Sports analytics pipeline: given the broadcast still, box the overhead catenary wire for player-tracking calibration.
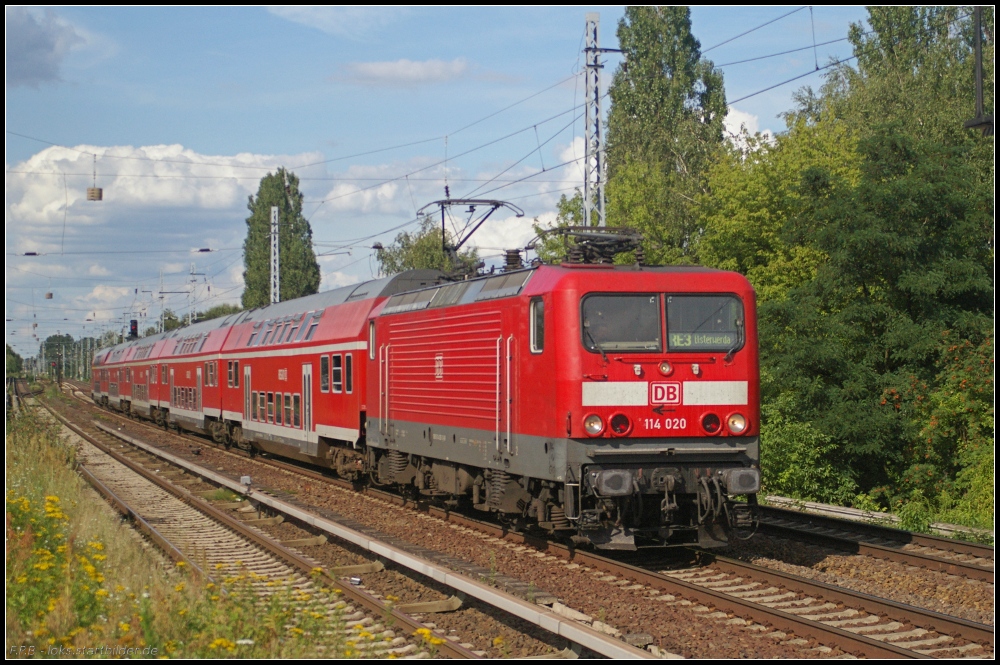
[702,6,808,54]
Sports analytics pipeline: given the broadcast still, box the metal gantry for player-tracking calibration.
[583,13,619,228]
[270,206,280,304]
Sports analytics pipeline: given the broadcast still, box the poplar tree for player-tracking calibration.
[241,168,321,309]
[605,6,727,264]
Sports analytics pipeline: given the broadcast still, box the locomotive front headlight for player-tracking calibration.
[658,361,673,376]
[727,413,748,435]
[583,414,604,437]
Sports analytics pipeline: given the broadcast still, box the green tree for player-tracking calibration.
[7,344,24,375]
[698,114,860,303]
[194,303,242,323]
[530,190,585,263]
[375,216,479,276]
[242,168,321,309]
[605,6,727,263]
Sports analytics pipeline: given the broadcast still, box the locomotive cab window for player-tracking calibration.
[666,295,744,352]
[530,298,544,353]
[581,294,661,353]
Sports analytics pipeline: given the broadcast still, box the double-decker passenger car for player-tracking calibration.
[93,263,759,550]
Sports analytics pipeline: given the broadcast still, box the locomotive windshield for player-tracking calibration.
[581,294,661,352]
[666,295,743,352]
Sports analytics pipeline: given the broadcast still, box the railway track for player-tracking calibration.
[758,505,994,583]
[39,382,656,659]
[26,397,476,658]
[51,382,995,658]
[416,508,994,659]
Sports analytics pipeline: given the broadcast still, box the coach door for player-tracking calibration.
[302,364,313,433]
[243,365,251,421]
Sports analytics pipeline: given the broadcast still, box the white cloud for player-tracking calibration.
[5,7,83,87]
[724,106,774,148]
[267,6,405,40]
[335,58,470,87]
[6,136,591,354]
[465,213,539,261]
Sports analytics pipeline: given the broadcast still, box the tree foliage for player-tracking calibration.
[695,8,993,527]
[605,6,727,263]
[241,168,321,309]
[375,216,480,276]
[530,190,585,263]
[7,344,24,375]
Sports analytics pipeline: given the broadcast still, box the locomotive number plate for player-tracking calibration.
[650,382,681,405]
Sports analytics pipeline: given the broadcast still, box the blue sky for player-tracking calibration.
[5,6,869,357]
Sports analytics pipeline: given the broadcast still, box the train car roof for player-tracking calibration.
[233,269,445,324]
[93,269,446,363]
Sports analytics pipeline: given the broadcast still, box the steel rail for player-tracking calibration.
[760,506,996,568]
[40,405,481,660]
[759,518,993,583]
[81,419,654,660]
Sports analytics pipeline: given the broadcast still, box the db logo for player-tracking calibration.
[650,382,681,405]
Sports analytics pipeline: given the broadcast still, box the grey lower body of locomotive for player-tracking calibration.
[368,417,760,550]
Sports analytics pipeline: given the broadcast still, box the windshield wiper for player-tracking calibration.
[724,318,744,363]
[583,327,609,364]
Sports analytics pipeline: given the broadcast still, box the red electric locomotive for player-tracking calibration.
[93,261,759,550]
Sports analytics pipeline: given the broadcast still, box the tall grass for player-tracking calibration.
[5,408,379,658]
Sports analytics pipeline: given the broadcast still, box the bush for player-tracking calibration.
[760,393,857,504]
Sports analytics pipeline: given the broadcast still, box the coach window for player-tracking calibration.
[284,393,292,425]
[151,365,157,384]
[258,393,266,421]
[275,394,283,425]
[294,313,313,342]
[286,324,299,343]
[332,355,343,393]
[233,361,239,387]
[320,356,330,392]
[293,394,301,428]
[345,354,353,393]
[161,365,168,383]
[267,392,274,423]
[369,322,376,360]
[251,392,259,420]
[530,298,544,353]
[227,361,233,387]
